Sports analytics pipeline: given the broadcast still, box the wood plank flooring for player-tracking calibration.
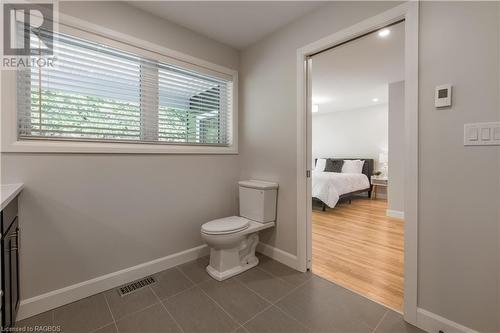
[312,198,404,311]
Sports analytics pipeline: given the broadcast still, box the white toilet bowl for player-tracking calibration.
[201,216,275,281]
[201,180,278,281]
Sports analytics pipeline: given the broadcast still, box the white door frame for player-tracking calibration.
[295,2,419,325]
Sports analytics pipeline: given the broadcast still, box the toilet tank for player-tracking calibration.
[238,180,278,223]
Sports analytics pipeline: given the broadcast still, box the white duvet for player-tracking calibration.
[312,171,370,208]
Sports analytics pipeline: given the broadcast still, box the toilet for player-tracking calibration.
[201,180,278,281]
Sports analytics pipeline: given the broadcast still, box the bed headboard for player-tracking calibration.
[316,158,374,181]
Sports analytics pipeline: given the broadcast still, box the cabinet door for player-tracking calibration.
[10,222,19,321]
[2,235,11,328]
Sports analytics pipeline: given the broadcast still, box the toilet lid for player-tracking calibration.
[202,216,250,235]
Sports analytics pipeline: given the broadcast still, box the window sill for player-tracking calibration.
[1,140,238,154]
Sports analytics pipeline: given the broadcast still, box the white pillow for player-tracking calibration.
[341,160,365,174]
[315,158,327,172]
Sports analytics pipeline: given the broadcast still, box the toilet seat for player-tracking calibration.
[201,216,249,235]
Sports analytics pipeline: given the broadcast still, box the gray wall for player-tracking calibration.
[388,81,404,213]
[1,1,240,299]
[418,3,499,332]
[240,1,500,331]
[239,1,398,255]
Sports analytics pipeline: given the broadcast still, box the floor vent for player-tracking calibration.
[117,276,156,297]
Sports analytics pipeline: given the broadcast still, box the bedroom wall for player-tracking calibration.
[311,105,388,198]
[388,81,404,214]
[311,104,388,171]
[0,1,240,301]
[240,1,500,332]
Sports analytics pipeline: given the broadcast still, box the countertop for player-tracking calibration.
[0,183,24,211]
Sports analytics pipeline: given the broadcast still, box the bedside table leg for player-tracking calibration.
[373,185,377,200]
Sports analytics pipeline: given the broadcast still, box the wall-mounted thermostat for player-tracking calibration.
[435,84,452,108]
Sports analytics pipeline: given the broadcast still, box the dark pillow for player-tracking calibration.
[325,159,343,172]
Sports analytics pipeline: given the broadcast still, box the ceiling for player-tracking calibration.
[311,21,405,114]
[128,1,326,50]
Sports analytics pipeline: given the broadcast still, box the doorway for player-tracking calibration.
[309,21,405,311]
[296,2,419,325]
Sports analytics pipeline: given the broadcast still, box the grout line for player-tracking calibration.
[230,325,244,333]
[271,304,312,331]
[195,284,241,328]
[312,274,400,313]
[113,300,160,324]
[272,277,311,305]
[231,324,250,333]
[371,309,389,333]
[175,265,199,285]
[175,264,243,329]
[103,292,119,333]
[238,303,273,327]
[107,296,160,324]
[236,266,312,328]
[149,286,185,333]
[89,321,117,333]
[176,263,271,330]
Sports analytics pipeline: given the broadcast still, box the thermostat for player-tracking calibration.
[435,84,452,108]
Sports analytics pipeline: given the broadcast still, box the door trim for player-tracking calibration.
[295,1,419,325]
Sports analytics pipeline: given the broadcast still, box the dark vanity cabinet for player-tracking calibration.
[1,196,20,328]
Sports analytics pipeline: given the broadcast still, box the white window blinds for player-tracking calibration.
[17,29,233,146]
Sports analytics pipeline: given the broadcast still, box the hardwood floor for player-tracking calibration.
[312,198,404,311]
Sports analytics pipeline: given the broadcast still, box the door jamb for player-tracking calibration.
[295,1,419,325]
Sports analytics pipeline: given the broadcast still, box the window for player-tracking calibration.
[17,28,234,147]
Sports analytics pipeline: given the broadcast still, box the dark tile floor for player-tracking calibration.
[15,254,425,333]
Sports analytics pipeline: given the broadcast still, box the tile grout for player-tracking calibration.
[98,269,197,331]
[236,271,312,329]
[35,256,313,333]
[270,304,312,332]
[238,303,273,328]
[149,285,186,333]
[102,292,119,333]
[196,285,241,328]
[175,265,241,329]
[107,299,161,325]
[371,309,389,333]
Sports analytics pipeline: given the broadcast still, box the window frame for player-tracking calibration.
[1,14,238,154]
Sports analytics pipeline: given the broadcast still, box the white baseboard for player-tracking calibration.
[386,209,405,219]
[17,244,209,321]
[416,308,479,333]
[256,242,298,270]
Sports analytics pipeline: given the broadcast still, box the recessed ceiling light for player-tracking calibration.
[312,104,319,113]
[372,98,379,102]
[378,29,390,38]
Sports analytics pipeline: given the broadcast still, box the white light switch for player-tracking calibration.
[494,127,500,141]
[481,128,491,141]
[468,127,479,141]
[464,122,500,146]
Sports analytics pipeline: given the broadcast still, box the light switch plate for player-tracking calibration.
[464,122,500,146]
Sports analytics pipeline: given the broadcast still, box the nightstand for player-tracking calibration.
[371,176,388,199]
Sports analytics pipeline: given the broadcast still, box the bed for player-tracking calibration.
[312,158,373,210]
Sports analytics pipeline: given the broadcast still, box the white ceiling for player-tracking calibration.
[311,21,405,114]
[128,1,326,50]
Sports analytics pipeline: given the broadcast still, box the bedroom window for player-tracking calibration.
[16,28,234,147]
